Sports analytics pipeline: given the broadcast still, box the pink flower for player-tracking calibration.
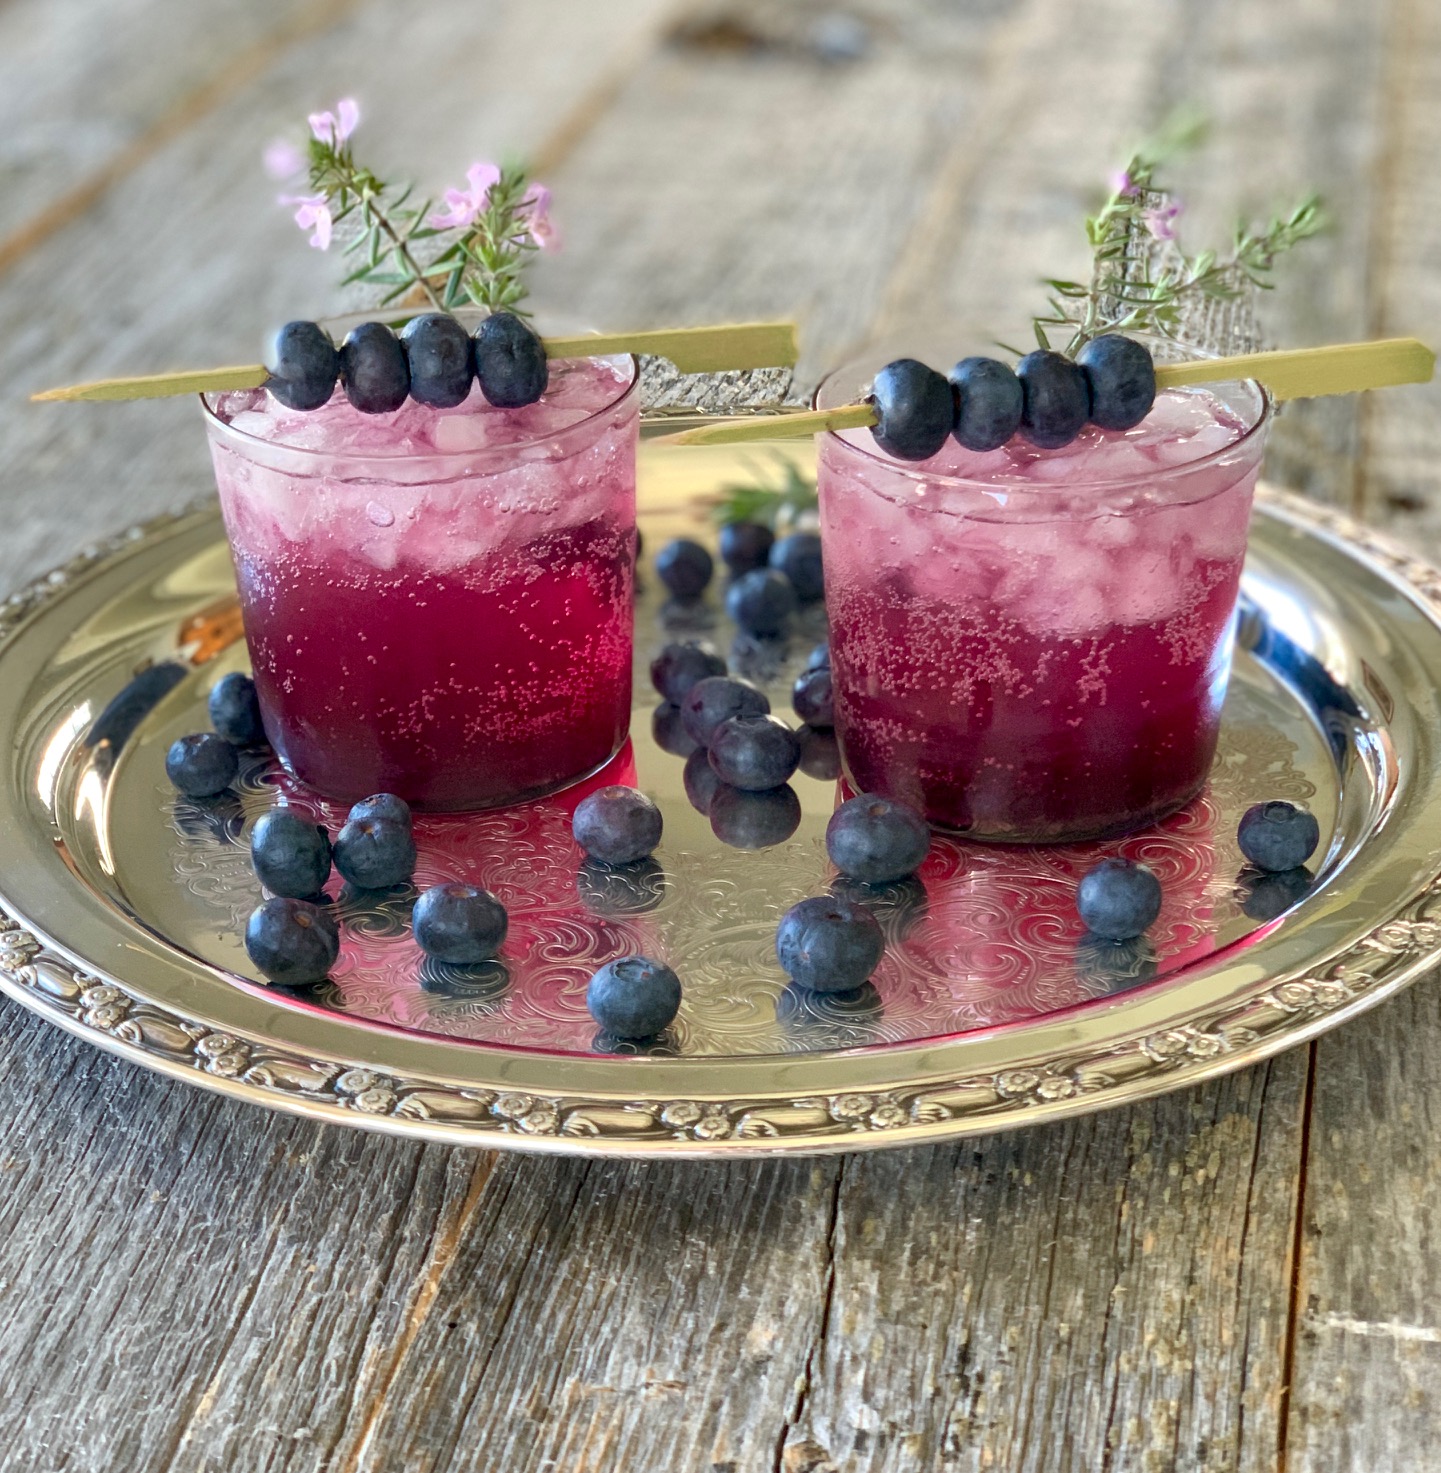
[308,98,359,146]
[521,182,560,251]
[264,138,305,180]
[428,161,501,230]
[280,192,333,250]
[1109,169,1136,198]
[1143,199,1184,241]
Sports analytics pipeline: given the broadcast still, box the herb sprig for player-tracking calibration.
[710,456,818,529]
[1029,116,1324,357]
[269,100,556,316]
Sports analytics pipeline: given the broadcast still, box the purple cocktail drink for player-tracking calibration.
[817,361,1270,841]
[204,352,638,811]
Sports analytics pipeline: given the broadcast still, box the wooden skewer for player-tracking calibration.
[29,320,800,403]
[653,336,1436,448]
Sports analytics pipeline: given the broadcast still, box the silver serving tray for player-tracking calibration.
[0,479,1438,1156]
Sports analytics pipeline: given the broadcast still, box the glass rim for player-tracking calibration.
[199,307,640,470]
[812,342,1274,496]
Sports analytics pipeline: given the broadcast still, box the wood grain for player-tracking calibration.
[0,0,1436,1468]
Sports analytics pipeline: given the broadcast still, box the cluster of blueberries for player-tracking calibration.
[164,674,509,986]
[866,333,1158,462]
[654,521,826,644]
[263,311,549,416]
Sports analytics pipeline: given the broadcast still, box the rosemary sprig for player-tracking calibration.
[710,456,818,528]
[1031,115,1324,356]
[277,101,553,315]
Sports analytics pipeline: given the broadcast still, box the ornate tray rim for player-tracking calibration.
[1,487,1439,1157]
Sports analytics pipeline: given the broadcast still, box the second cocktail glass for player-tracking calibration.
[816,342,1271,842]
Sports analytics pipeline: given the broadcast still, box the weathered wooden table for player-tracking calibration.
[1,0,1437,1467]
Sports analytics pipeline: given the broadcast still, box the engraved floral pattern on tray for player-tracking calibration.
[166,711,1317,1058]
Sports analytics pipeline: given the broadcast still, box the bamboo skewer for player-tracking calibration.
[653,336,1436,448]
[29,320,801,403]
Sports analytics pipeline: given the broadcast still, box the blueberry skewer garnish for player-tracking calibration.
[265,320,338,411]
[474,310,548,408]
[1077,334,1156,431]
[1016,349,1091,449]
[339,321,410,413]
[950,356,1024,451]
[401,312,475,408]
[868,358,954,461]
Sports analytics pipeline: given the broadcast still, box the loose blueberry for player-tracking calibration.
[709,783,801,848]
[650,639,727,702]
[250,808,332,899]
[576,857,666,917]
[347,793,413,830]
[683,747,723,814]
[244,897,339,986]
[208,671,265,746]
[726,568,797,636]
[718,520,776,575]
[796,724,842,781]
[1240,866,1314,922]
[333,814,417,889]
[1237,801,1321,873]
[652,701,701,758]
[1076,858,1163,940]
[708,714,801,791]
[1016,349,1090,449]
[572,785,663,865]
[473,311,548,408]
[806,640,831,672]
[400,312,475,409]
[792,666,834,727]
[413,882,508,964]
[869,358,954,461]
[586,955,682,1039]
[1077,334,1156,431]
[950,356,1024,451]
[825,793,930,884]
[339,321,410,414]
[166,732,239,798]
[656,539,714,601]
[775,896,885,993]
[681,675,770,746]
[265,321,338,411]
[769,532,825,602]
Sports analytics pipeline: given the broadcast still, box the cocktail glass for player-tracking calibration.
[816,340,1271,842]
[202,315,638,811]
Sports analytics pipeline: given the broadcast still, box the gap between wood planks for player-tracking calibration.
[1276,1041,1318,1473]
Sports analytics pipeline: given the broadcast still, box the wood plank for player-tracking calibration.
[0,0,354,257]
[1284,0,1441,1464]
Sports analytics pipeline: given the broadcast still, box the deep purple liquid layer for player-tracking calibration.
[236,518,633,809]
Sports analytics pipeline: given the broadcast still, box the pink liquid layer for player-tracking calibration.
[820,388,1264,841]
[207,360,636,809]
